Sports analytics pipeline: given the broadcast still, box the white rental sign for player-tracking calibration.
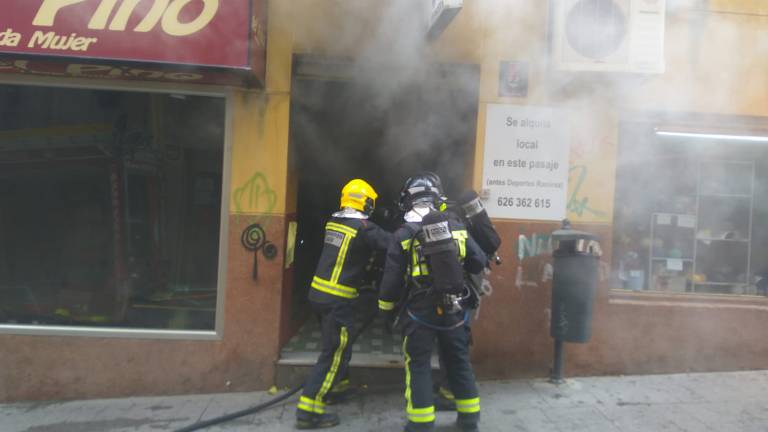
[481,104,570,220]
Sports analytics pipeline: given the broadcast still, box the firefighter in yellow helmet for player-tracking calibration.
[296,179,393,429]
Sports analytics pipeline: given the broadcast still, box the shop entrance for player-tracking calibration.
[282,56,480,365]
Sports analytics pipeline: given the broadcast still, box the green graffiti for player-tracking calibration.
[233,173,277,226]
[517,233,553,260]
[567,165,607,219]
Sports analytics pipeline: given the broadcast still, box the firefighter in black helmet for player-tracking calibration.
[379,173,485,432]
[296,179,392,430]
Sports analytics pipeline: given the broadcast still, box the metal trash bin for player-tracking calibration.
[549,220,602,382]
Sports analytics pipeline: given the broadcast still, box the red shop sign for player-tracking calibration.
[0,0,266,85]
[0,58,256,86]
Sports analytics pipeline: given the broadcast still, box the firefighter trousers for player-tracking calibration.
[402,310,480,429]
[436,311,474,402]
[297,301,354,415]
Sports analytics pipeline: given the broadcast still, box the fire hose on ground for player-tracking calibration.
[173,306,380,432]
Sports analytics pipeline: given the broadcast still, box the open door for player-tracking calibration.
[283,55,480,365]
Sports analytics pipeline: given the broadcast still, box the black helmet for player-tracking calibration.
[398,171,446,211]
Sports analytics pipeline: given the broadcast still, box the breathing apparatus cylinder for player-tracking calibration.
[457,190,501,259]
[420,211,465,312]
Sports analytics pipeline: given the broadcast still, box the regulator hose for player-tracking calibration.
[174,311,379,432]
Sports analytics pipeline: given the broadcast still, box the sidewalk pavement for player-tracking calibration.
[3,370,768,432]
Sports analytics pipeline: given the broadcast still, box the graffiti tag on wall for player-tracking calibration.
[233,173,280,279]
[567,165,608,220]
[233,172,277,214]
[516,233,554,289]
[515,231,610,289]
[241,223,278,280]
[518,233,553,260]
[233,172,277,228]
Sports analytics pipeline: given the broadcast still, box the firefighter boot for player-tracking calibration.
[295,410,340,429]
[456,414,480,432]
[456,421,479,432]
[403,421,435,432]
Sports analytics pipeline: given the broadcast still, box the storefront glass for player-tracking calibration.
[0,84,226,331]
[612,121,768,297]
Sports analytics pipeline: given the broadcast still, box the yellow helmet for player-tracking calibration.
[340,179,378,214]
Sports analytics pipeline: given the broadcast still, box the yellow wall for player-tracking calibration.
[229,0,382,216]
[229,0,294,216]
[627,6,768,116]
[436,0,619,223]
[710,0,768,14]
[447,0,766,223]
[230,0,768,225]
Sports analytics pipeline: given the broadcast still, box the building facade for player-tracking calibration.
[1,0,767,402]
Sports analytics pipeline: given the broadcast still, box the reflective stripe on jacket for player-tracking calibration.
[400,228,468,278]
[378,213,485,311]
[310,217,392,303]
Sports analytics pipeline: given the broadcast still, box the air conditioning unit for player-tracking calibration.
[427,0,463,40]
[551,0,666,74]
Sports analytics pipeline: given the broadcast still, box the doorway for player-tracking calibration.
[282,56,480,364]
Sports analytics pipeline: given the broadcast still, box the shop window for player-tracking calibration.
[0,84,225,331]
[612,121,768,297]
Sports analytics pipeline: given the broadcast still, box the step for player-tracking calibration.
[275,351,439,389]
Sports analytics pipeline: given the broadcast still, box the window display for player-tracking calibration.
[613,121,766,297]
[0,84,226,330]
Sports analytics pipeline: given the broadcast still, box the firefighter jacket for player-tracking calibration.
[309,216,392,304]
[377,213,485,313]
